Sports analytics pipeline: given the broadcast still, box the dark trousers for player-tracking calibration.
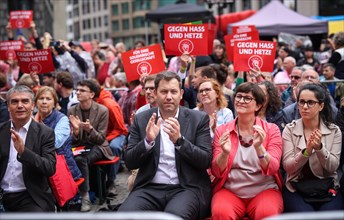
[118,183,200,220]
[283,187,344,212]
[75,146,104,193]
[3,190,48,212]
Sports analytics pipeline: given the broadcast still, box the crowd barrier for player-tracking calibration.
[0,212,182,220]
[265,211,344,220]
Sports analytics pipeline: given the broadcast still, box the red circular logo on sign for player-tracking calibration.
[178,39,194,54]
[16,19,25,28]
[137,62,152,75]
[6,50,15,59]
[28,62,42,73]
[248,55,263,70]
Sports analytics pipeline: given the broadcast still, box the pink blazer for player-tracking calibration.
[211,117,283,194]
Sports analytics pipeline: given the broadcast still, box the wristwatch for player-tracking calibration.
[174,136,184,146]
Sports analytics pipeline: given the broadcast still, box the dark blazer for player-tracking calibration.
[0,120,56,211]
[124,106,212,218]
[68,101,113,160]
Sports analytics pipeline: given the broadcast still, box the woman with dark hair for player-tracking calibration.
[282,83,343,212]
[211,82,283,219]
[210,44,229,66]
[210,63,235,113]
[258,80,284,132]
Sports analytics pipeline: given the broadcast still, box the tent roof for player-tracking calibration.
[146,3,214,24]
[228,0,328,36]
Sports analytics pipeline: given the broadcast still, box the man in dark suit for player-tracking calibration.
[68,79,113,212]
[0,85,56,212]
[119,71,212,219]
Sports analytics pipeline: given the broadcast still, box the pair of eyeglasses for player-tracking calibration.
[291,75,301,80]
[76,88,92,93]
[199,88,212,94]
[235,95,255,104]
[144,87,155,91]
[298,99,319,108]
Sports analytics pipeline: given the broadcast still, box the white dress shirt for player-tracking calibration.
[145,108,180,185]
[0,119,32,193]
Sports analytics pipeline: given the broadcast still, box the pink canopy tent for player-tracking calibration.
[227,0,328,36]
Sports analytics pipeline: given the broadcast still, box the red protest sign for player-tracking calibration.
[0,40,24,60]
[232,25,256,34]
[122,44,166,82]
[164,24,209,56]
[15,49,55,74]
[10,10,33,29]
[224,30,259,62]
[233,41,276,72]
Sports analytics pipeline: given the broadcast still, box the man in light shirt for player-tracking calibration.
[0,85,56,212]
[119,71,212,219]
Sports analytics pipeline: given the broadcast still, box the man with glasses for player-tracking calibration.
[281,67,303,108]
[135,75,157,114]
[68,79,114,212]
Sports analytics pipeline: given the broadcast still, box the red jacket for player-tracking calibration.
[211,117,283,194]
[97,88,128,141]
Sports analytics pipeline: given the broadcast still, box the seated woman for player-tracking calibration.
[34,86,81,180]
[211,82,283,220]
[194,79,234,139]
[258,80,284,132]
[282,83,343,212]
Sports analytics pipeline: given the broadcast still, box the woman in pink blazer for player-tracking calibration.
[211,82,283,220]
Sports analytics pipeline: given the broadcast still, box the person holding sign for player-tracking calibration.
[211,82,283,220]
[119,71,212,219]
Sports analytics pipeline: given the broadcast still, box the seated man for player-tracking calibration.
[68,79,113,212]
[118,71,212,219]
[0,85,56,212]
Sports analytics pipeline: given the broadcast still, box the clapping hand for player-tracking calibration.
[163,117,181,144]
[219,129,231,154]
[145,113,162,142]
[209,111,217,132]
[307,129,322,151]
[253,125,266,148]
[79,119,93,133]
[10,128,25,155]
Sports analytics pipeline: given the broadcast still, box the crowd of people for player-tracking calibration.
[0,21,344,219]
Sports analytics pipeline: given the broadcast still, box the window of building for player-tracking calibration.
[82,20,86,29]
[93,18,97,28]
[259,0,271,8]
[93,0,96,11]
[112,4,118,15]
[68,25,73,32]
[158,0,175,7]
[103,0,108,9]
[122,19,129,30]
[242,0,251,10]
[105,32,109,39]
[99,33,102,41]
[68,11,72,19]
[98,17,102,27]
[98,0,101,11]
[133,16,144,28]
[122,2,129,14]
[87,19,91,29]
[104,15,108,26]
[94,33,97,40]
[133,0,150,11]
[112,20,119,31]
[73,0,78,5]
[319,0,344,15]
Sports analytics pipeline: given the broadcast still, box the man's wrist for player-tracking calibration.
[145,136,155,145]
